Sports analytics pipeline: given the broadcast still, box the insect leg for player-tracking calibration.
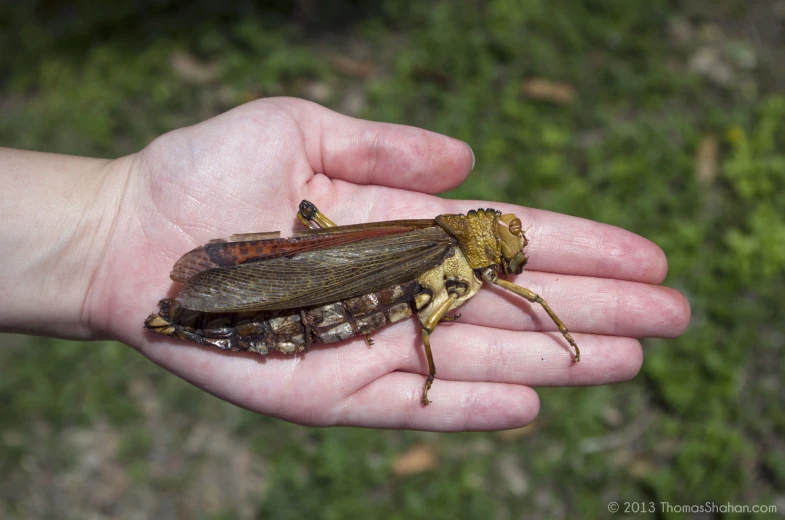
[297,200,338,229]
[482,269,580,362]
[419,293,458,405]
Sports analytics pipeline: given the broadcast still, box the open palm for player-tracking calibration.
[87,98,690,431]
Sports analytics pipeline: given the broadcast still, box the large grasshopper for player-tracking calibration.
[145,201,579,405]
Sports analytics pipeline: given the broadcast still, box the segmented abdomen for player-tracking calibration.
[145,281,421,354]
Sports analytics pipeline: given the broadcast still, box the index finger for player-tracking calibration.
[317,186,669,285]
[440,199,669,284]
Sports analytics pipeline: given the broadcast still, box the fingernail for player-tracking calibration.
[464,141,475,171]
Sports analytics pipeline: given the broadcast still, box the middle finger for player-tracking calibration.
[450,271,690,338]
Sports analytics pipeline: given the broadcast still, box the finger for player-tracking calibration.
[447,271,691,338]
[384,325,643,387]
[337,371,540,431]
[309,190,670,285]
[442,200,670,284]
[264,97,474,193]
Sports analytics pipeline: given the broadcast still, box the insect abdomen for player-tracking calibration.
[145,281,421,354]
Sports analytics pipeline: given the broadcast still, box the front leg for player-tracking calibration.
[481,268,580,362]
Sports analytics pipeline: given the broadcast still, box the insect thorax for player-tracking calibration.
[435,209,502,270]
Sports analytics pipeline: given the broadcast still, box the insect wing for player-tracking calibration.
[170,220,436,282]
[175,226,455,312]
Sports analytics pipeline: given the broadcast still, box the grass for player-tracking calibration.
[2,1,784,518]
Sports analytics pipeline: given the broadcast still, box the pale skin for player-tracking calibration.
[0,97,691,431]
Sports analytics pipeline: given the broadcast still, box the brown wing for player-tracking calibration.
[170,219,437,283]
[175,226,455,312]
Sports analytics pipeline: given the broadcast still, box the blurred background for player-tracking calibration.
[1,1,784,518]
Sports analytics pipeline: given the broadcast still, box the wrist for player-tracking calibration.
[0,148,133,340]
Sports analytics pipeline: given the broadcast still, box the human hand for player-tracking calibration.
[80,98,690,431]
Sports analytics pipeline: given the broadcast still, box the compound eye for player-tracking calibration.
[508,218,522,235]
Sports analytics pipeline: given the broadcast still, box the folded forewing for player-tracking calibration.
[175,226,455,312]
[170,220,437,282]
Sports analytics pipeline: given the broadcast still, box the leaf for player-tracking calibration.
[391,443,438,476]
[696,135,719,184]
[521,78,576,104]
[329,55,373,78]
[170,51,221,84]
